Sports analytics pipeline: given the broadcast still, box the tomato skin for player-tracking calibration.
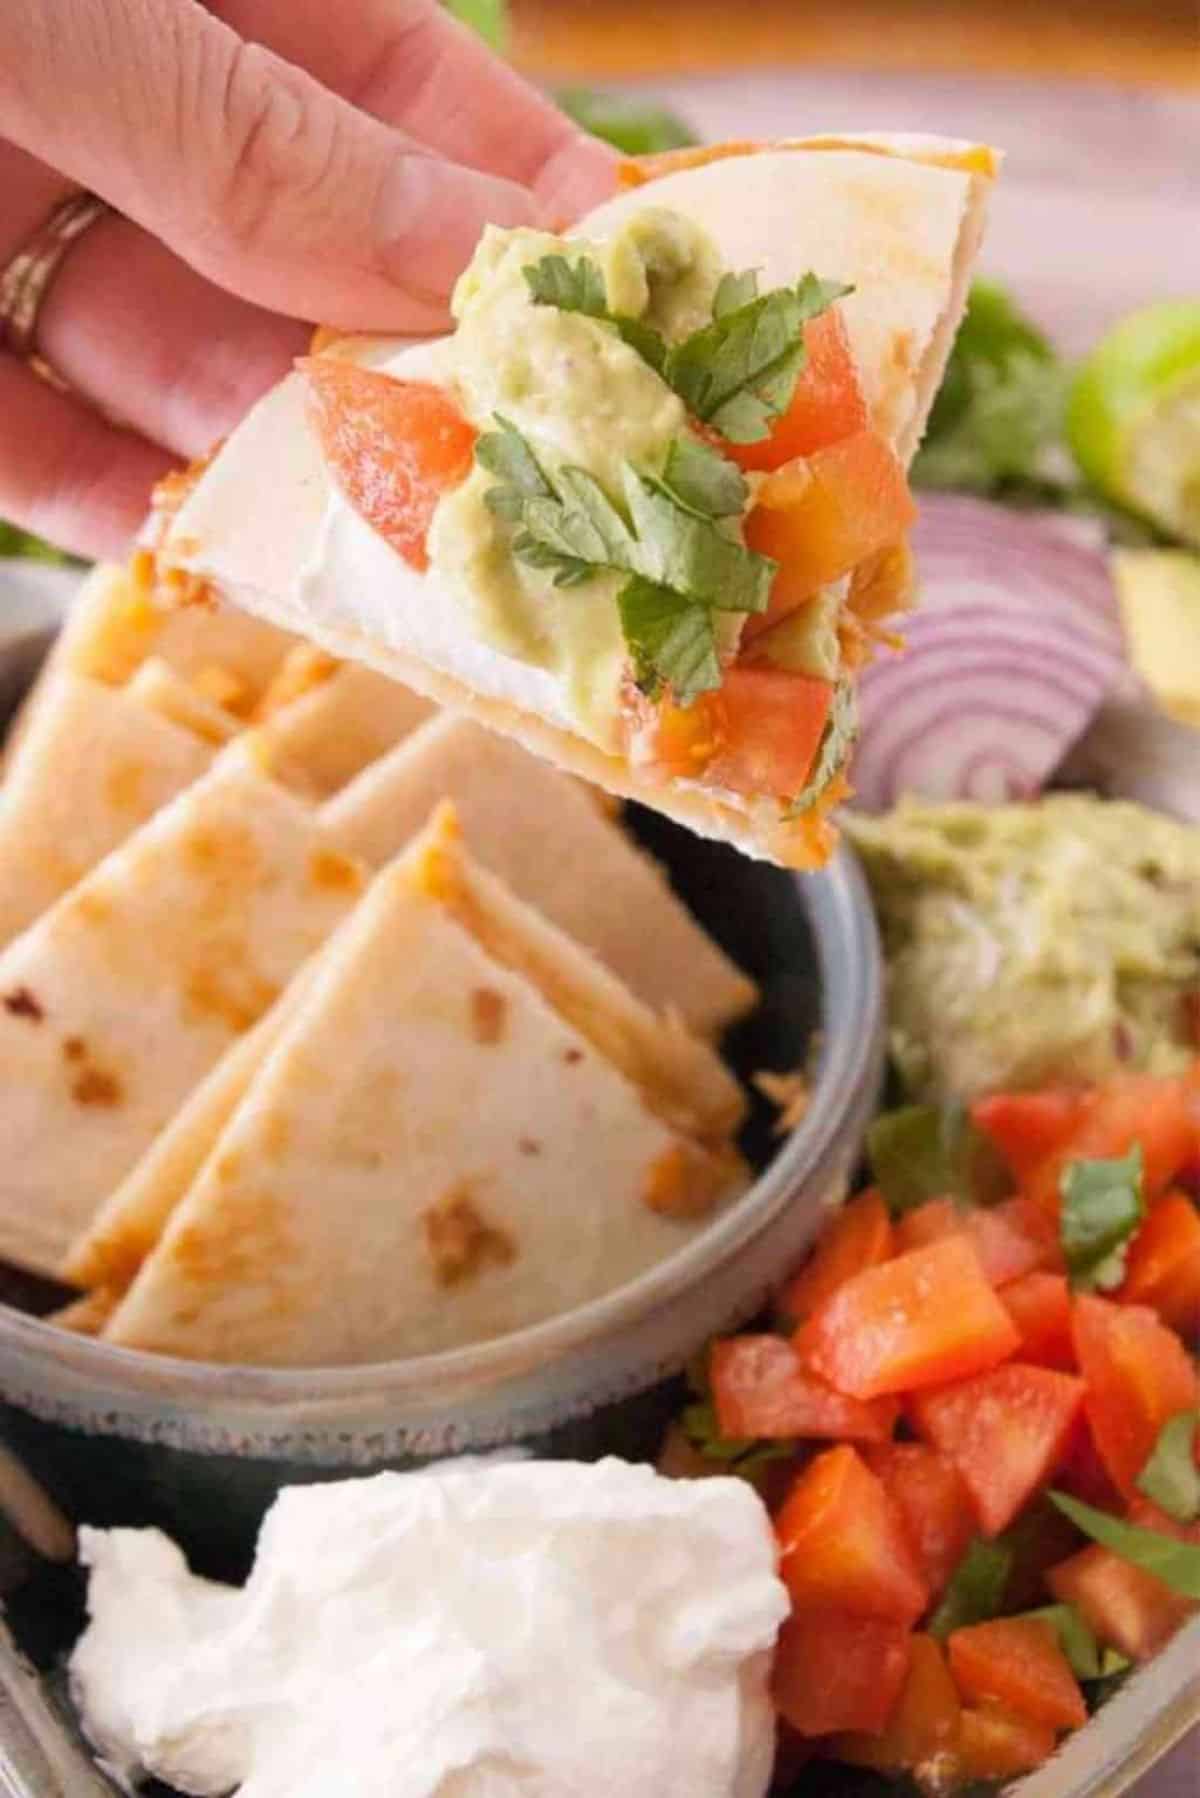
[830,1634,962,1777]
[897,1199,1061,1287]
[774,1444,929,1623]
[710,1335,898,1443]
[956,1706,1057,1780]
[1117,1191,1200,1337]
[632,666,833,800]
[947,1617,1087,1731]
[779,1188,894,1322]
[910,1363,1086,1536]
[862,1443,977,1599]
[1071,1293,1200,1499]
[1000,1273,1076,1370]
[745,429,916,608]
[972,1090,1091,1185]
[301,361,476,571]
[726,309,868,472]
[1024,1074,1197,1215]
[797,1236,1020,1401]
[772,1608,912,1738]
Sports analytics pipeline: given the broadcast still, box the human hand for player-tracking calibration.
[0,0,616,557]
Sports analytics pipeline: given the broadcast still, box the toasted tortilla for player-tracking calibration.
[104,808,745,1365]
[322,713,755,1034]
[252,660,435,800]
[161,135,994,863]
[0,751,366,1277]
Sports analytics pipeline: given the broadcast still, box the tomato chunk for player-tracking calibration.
[972,1089,1091,1185]
[1048,1535,1196,1662]
[910,1363,1085,1536]
[1000,1273,1076,1370]
[633,667,833,800]
[947,1617,1087,1731]
[745,429,917,604]
[1118,1191,1200,1337]
[863,1443,977,1599]
[895,1197,961,1255]
[773,1608,912,1738]
[798,1236,1020,1400]
[710,1335,898,1443]
[897,1198,1061,1287]
[1071,1293,1199,1499]
[1025,1074,1197,1215]
[779,1188,894,1322]
[774,1444,929,1623]
[830,1634,962,1777]
[957,1706,1058,1780]
[727,309,868,472]
[301,360,476,571]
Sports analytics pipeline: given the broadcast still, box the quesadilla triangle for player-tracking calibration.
[321,712,756,1035]
[103,805,748,1365]
[0,748,366,1279]
[158,134,997,866]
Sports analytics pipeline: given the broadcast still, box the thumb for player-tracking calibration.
[4,0,538,331]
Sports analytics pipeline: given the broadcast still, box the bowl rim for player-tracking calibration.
[0,841,882,1414]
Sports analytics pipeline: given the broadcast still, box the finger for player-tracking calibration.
[0,355,174,559]
[36,213,308,459]
[212,0,617,219]
[5,0,540,331]
[0,141,76,266]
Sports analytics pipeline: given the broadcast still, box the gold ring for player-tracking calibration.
[0,191,112,361]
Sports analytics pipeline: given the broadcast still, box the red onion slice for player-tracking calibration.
[853,495,1127,811]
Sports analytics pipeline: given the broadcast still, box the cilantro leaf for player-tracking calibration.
[1013,1604,1131,1683]
[928,1537,1013,1639]
[523,253,667,373]
[477,414,555,503]
[1060,1147,1145,1289]
[868,1101,1011,1217]
[664,274,852,443]
[1136,1410,1200,1524]
[1050,1490,1200,1598]
[785,678,857,815]
[618,578,720,703]
[623,469,774,612]
[661,435,748,518]
[714,270,760,318]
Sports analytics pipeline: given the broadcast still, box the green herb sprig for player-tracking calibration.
[1059,1147,1145,1289]
[1051,1490,1200,1598]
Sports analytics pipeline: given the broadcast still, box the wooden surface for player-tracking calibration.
[512,0,1200,89]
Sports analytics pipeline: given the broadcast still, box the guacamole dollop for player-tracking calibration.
[427,210,727,747]
[847,795,1200,1102]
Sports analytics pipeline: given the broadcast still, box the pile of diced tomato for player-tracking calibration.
[698,1065,1200,1793]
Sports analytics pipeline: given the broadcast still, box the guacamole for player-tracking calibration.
[847,795,1200,1102]
[428,211,731,746]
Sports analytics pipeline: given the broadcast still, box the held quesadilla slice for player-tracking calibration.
[322,712,755,1035]
[0,750,366,1278]
[159,134,996,865]
[103,806,747,1365]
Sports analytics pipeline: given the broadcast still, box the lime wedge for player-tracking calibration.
[1113,548,1200,727]
[1068,303,1200,547]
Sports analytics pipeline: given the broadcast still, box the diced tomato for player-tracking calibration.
[863,1443,977,1599]
[710,1335,898,1443]
[772,1607,912,1738]
[830,1634,962,1777]
[956,1706,1058,1780]
[910,1363,1085,1536]
[1048,1510,1198,1663]
[633,667,833,800]
[972,1090,1092,1186]
[774,1444,929,1623]
[726,309,868,472]
[895,1198,1059,1287]
[798,1237,1020,1401]
[1056,1413,1125,1512]
[1000,1273,1076,1370]
[744,429,917,606]
[896,1197,961,1255]
[1071,1293,1199,1499]
[947,1617,1087,1731]
[1118,1192,1200,1337]
[301,360,476,572]
[1025,1074,1198,1215]
[780,1188,894,1322]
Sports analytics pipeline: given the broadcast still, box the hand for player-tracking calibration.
[0,0,616,557]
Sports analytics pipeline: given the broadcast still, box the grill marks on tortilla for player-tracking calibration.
[3,987,43,1022]
[471,987,508,1045]
[62,1036,124,1110]
[423,1184,518,1289]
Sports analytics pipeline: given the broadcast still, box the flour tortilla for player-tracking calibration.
[323,712,755,1034]
[162,135,994,863]
[0,751,366,1277]
[253,660,435,799]
[104,810,746,1365]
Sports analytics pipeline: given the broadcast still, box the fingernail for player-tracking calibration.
[375,154,536,298]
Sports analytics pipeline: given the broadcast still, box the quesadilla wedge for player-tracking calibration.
[0,749,366,1278]
[252,657,435,799]
[158,134,995,865]
[322,712,755,1034]
[103,806,746,1365]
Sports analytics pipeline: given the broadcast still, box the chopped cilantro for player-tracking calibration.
[1059,1147,1145,1289]
[1136,1410,1200,1524]
[1051,1490,1200,1599]
[867,1101,1010,1217]
[928,1537,1013,1638]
